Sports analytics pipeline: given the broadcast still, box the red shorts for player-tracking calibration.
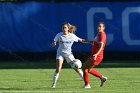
[88,55,103,66]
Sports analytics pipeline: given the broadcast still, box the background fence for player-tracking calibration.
[0,1,140,62]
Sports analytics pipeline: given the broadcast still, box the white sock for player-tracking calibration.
[52,72,59,85]
[77,69,83,79]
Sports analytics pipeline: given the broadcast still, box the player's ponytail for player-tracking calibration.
[69,25,77,34]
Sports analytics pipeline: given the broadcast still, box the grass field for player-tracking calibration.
[0,68,140,93]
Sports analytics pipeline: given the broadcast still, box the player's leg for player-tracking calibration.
[89,67,108,87]
[88,58,107,87]
[82,59,94,88]
[73,68,83,79]
[52,55,64,88]
[100,76,107,87]
[88,65,102,79]
[65,53,83,79]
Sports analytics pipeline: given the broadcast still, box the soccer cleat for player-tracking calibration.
[52,83,56,88]
[100,76,107,87]
[83,84,91,88]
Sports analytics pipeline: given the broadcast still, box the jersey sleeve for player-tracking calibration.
[54,33,61,42]
[98,32,106,43]
[72,34,81,42]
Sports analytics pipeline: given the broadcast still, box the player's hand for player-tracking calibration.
[93,54,97,60]
[81,39,92,44]
[79,39,85,43]
[52,41,56,46]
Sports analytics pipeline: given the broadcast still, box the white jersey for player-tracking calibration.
[54,32,81,54]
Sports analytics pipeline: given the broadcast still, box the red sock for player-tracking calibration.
[83,70,89,85]
[89,69,102,79]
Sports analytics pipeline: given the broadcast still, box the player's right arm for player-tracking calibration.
[80,39,93,44]
[72,34,93,44]
[78,38,94,44]
[52,32,61,46]
[52,41,57,46]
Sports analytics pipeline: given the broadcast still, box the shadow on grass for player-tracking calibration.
[0,87,24,90]
[0,60,139,69]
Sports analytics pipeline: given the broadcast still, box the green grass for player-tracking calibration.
[0,68,139,93]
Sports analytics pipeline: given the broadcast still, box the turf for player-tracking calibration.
[0,68,139,93]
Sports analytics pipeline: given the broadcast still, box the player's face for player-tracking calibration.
[98,23,105,32]
[62,25,69,34]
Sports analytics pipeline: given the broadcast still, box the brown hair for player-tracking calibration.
[62,22,71,29]
[98,21,106,27]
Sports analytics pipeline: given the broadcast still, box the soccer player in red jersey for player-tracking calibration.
[83,22,107,88]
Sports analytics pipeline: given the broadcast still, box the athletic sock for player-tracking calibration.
[77,69,83,79]
[52,72,59,85]
[83,70,89,85]
[89,69,102,79]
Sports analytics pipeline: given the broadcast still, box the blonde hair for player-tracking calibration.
[69,25,77,34]
[62,22,77,34]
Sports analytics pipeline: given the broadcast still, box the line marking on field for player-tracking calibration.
[0,90,125,93]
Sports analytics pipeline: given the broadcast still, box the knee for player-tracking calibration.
[56,69,61,73]
[82,66,90,72]
[83,68,89,73]
[83,68,91,73]
[88,69,92,73]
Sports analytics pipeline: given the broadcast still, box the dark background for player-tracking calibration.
[0,0,139,68]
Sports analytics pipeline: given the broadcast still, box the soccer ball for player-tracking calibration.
[71,59,82,69]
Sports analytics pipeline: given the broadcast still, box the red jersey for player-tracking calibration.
[91,32,106,58]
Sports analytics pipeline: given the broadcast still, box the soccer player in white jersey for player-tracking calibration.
[51,22,86,88]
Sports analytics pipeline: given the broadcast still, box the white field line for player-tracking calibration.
[0,78,82,82]
[0,90,122,93]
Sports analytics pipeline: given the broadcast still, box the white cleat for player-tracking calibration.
[52,84,56,88]
[100,76,107,87]
[52,85,55,88]
[83,84,91,88]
